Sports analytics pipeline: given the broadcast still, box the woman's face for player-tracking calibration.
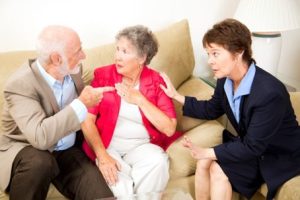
[115,37,145,77]
[205,43,238,79]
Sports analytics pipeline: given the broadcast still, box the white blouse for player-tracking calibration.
[108,85,150,155]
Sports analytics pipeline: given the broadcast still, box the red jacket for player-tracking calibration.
[82,64,182,161]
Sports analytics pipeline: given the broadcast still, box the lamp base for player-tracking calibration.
[252,32,282,77]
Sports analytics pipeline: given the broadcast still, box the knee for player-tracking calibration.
[149,152,169,170]
[209,161,228,182]
[26,151,58,177]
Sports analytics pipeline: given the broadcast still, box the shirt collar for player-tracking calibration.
[224,62,256,99]
[36,60,72,87]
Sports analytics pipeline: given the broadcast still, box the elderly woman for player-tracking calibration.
[81,25,181,197]
[161,19,300,200]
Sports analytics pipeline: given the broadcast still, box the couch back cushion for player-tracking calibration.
[290,92,300,122]
[150,19,195,89]
[82,19,195,89]
[0,51,37,123]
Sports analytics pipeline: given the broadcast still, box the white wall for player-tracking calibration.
[0,0,299,90]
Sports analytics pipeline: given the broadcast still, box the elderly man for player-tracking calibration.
[0,25,114,200]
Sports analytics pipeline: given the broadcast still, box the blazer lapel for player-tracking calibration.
[224,94,240,133]
[30,60,60,113]
[238,95,249,137]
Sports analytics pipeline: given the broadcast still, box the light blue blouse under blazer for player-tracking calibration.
[37,61,87,150]
[224,63,256,123]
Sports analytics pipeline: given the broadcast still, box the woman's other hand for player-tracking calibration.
[182,136,205,160]
[182,136,216,160]
[159,72,185,104]
[115,83,145,105]
[96,153,121,186]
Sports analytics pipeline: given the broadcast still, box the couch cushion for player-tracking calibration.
[176,77,214,132]
[275,175,300,200]
[149,19,194,89]
[167,120,223,178]
[290,92,300,122]
[0,51,36,126]
[82,43,116,86]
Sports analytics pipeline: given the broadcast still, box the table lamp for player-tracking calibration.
[234,0,300,76]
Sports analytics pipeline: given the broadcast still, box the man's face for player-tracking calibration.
[61,34,86,75]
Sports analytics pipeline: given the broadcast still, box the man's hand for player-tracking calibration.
[78,86,115,108]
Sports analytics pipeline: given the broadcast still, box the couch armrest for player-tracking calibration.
[275,175,300,200]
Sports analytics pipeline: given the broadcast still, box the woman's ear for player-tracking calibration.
[234,50,244,62]
[138,54,147,65]
[238,50,244,59]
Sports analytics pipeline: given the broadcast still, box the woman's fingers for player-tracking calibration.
[160,72,171,86]
[97,155,121,186]
[100,164,118,185]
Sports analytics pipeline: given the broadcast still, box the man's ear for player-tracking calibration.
[50,52,62,65]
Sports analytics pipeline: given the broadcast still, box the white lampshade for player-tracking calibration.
[234,0,300,77]
[234,0,300,33]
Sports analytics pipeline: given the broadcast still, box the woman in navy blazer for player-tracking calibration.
[160,18,300,200]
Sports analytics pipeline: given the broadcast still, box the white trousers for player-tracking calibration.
[106,143,169,198]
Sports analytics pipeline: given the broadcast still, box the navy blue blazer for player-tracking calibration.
[183,66,300,199]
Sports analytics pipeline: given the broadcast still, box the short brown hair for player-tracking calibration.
[116,25,158,65]
[202,18,253,65]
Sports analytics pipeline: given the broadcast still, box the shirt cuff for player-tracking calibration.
[70,99,87,123]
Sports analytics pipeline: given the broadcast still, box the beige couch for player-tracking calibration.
[1,19,300,200]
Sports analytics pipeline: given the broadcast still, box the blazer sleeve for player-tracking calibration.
[183,79,225,120]
[214,89,287,162]
[4,79,80,150]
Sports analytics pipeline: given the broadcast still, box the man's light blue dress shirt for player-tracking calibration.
[37,61,87,150]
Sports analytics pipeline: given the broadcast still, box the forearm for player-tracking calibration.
[81,120,106,158]
[9,98,80,150]
[137,97,176,136]
[204,148,217,160]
